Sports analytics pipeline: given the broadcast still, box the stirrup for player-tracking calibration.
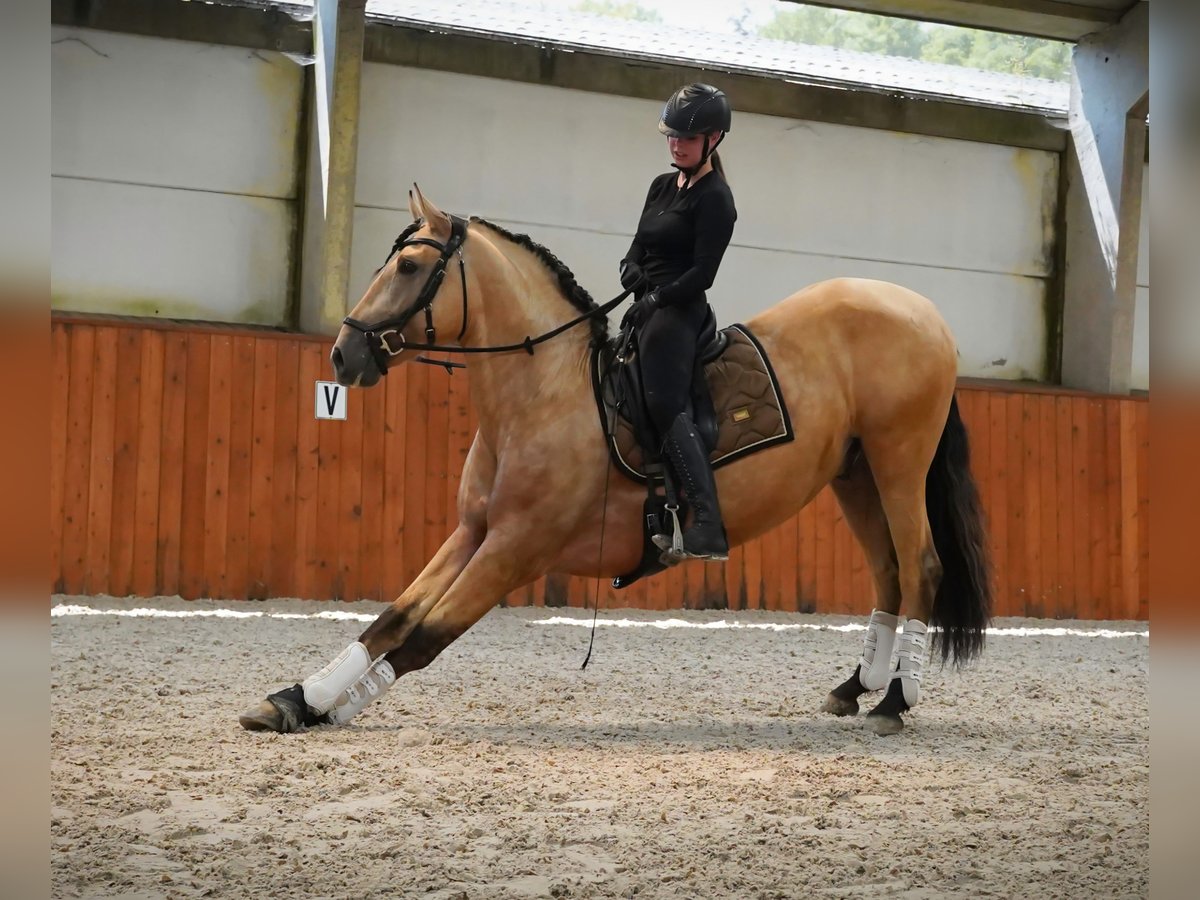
[651,530,729,563]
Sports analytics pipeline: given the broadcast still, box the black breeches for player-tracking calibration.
[636,301,709,440]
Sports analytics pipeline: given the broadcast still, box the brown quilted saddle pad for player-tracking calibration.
[603,323,794,483]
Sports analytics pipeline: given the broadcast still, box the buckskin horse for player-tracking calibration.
[239,185,991,737]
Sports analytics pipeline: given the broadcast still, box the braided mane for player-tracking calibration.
[469,217,610,344]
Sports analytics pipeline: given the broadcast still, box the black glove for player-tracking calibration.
[622,290,661,329]
[619,259,647,293]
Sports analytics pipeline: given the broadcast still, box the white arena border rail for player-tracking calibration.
[51,603,1149,639]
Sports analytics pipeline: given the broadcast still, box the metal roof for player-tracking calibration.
[796,1,1145,43]
[272,0,1068,113]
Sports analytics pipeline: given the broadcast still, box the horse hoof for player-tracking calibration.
[866,713,904,736]
[238,699,289,732]
[820,693,859,717]
[238,685,314,733]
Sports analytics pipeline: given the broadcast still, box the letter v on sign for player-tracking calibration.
[314,381,347,420]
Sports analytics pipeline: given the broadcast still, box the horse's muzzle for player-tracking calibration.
[330,335,382,388]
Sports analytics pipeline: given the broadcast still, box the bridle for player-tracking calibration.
[340,215,631,375]
[341,215,470,376]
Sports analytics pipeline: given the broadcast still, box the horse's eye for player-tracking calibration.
[398,258,418,275]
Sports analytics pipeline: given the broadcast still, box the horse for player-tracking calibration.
[239,185,991,737]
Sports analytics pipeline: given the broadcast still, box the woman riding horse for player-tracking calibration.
[239,171,992,737]
[621,82,738,562]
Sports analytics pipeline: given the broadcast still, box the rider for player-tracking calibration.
[619,83,737,561]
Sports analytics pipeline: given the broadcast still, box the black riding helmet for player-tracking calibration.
[658,83,732,138]
[658,83,731,184]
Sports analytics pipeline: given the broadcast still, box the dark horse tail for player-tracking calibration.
[926,395,992,666]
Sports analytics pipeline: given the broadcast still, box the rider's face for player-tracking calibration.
[666,133,708,168]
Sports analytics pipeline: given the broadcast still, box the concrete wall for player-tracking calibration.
[50,27,1068,382]
[1131,163,1149,390]
[349,65,1059,380]
[51,27,304,325]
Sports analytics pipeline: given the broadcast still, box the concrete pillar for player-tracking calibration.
[299,0,366,335]
[1061,2,1148,393]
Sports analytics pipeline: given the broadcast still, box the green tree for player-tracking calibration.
[572,0,662,23]
[756,5,1071,82]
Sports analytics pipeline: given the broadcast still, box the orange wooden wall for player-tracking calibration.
[50,315,1148,620]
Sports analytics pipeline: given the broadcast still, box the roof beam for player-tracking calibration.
[789,1,1138,42]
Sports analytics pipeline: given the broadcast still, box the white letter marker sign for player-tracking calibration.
[315,381,348,420]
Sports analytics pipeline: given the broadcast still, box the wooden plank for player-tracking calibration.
[1023,394,1044,617]
[155,332,189,597]
[107,328,143,597]
[986,393,1009,616]
[357,368,387,602]
[381,366,409,601]
[1005,393,1028,617]
[178,333,211,600]
[1087,399,1108,619]
[1070,397,1091,621]
[85,328,119,596]
[1054,396,1076,620]
[131,331,165,598]
[247,339,278,601]
[60,326,95,595]
[314,358,345,600]
[724,530,746,611]
[338,382,365,602]
[50,324,71,591]
[1116,401,1139,620]
[1037,395,1058,619]
[401,363,430,587]
[269,340,301,599]
[223,336,257,601]
[758,519,779,612]
[294,342,324,599]
[778,514,800,613]
[1088,399,1108,621]
[1135,400,1148,619]
[1103,401,1123,619]
[202,336,234,599]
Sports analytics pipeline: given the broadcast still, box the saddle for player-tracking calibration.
[591,314,795,587]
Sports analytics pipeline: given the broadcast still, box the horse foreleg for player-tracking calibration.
[821,454,903,718]
[238,524,482,732]
[366,529,553,696]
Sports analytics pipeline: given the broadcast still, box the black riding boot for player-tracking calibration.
[654,412,729,561]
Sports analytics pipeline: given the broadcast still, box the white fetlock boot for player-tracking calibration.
[301,642,398,725]
[893,619,928,707]
[327,658,397,725]
[858,609,902,691]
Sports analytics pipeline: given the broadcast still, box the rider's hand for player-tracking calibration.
[619,260,647,293]
[625,290,661,328]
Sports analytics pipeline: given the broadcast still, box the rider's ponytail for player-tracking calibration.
[710,151,727,181]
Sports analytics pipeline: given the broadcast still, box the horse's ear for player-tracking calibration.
[410,183,451,237]
[408,187,421,222]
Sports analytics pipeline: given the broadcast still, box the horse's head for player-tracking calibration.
[331,185,467,387]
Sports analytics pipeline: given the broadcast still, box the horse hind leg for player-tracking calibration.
[820,450,903,718]
[858,440,944,736]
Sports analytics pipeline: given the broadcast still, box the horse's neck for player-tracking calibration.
[464,234,595,440]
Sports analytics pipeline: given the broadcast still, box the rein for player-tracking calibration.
[342,215,632,374]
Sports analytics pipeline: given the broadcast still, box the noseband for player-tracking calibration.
[341,214,470,375]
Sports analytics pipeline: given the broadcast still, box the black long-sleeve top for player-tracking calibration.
[622,171,737,307]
